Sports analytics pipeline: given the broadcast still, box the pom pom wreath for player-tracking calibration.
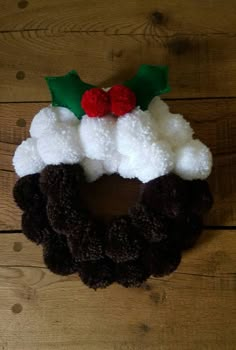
[13,138,45,177]
[78,258,115,289]
[79,115,116,160]
[105,216,141,263]
[175,139,212,180]
[109,85,136,116]
[81,87,110,117]
[37,124,82,165]
[43,234,78,276]
[13,163,213,289]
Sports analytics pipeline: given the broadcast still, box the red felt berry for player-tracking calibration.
[81,88,110,118]
[109,85,136,116]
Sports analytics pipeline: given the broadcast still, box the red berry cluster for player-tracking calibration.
[81,85,136,118]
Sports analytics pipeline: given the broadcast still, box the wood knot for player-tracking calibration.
[138,323,151,333]
[168,37,193,55]
[16,71,25,80]
[16,118,26,127]
[11,303,23,314]
[13,242,23,252]
[18,0,29,9]
[150,11,166,25]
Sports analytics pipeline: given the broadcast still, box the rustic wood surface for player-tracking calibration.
[0,0,235,349]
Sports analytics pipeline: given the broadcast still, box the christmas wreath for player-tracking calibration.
[13,65,213,289]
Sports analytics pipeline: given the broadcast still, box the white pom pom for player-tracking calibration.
[148,96,169,117]
[116,108,158,157]
[118,156,136,179]
[133,141,174,183]
[79,115,116,160]
[82,158,104,182]
[175,139,212,180]
[103,152,121,175]
[13,138,45,177]
[30,106,78,139]
[37,124,82,165]
[30,107,58,138]
[157,113,193,148]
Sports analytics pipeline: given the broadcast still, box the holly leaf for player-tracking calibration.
[45,70,94,119]
[124,65,170,110]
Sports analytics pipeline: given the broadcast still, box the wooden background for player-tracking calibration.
[0,1,236,349]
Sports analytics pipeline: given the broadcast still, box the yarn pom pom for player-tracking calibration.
[141,173,188,218]
[37,124,82,165]
[105,216,141,263]
[145,244,182,277]
[116,259,150,287]
[109,85,136,116]
[22,210,51,245]
[175,139,212,180]
[81,87,110,117]
[188,180,214,216]
[13,173,43,211]
[129,204,167,243]
[78,258,115,289]
[13,138,45,177]
[43,234,77,276]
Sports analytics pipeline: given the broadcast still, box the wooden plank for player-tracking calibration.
[1,99,236,228]
[0,31,236,101]
[0,230,235,349]
[0,0,236,34]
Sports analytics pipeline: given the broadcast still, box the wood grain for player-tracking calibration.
[0,0,236,34]
[0,32,236,102]
[0,230,235,350]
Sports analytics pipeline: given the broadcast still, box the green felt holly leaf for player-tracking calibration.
[45,70,94,119]
[124,65,170,110]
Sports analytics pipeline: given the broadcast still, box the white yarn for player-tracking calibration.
[14,99,213,182]
[79,115,116,160]
[175,139,213,180]
[37,124,82,165]
[13,138,45,177]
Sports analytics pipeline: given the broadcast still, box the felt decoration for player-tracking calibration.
[124,65,170,110]
[12,65,214,289]
[46,70,94,119]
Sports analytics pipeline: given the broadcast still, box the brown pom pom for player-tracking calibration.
[78,258,115,289]
[188,180,214,216]
[40,163,85,199]
[116,258,150,287]
[105,216,141,263]
[145,243,182,277]
[67,220,104,261]
[43,234,77,276]
[129,204,168,243]
[141,174,188,219]
[13,174,44,211]
[22,209,51,244]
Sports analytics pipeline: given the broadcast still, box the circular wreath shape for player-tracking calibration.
[13,164,213,289]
